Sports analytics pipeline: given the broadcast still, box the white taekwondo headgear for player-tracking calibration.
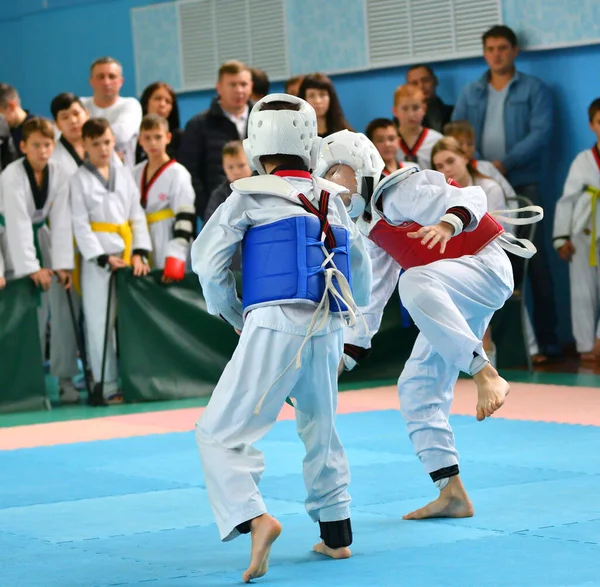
[243,93,322,175]
[314,130,385,218]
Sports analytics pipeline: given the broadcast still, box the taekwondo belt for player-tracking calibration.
[146,209,174,225]
[585,185,600,267]
[90,221,133,265]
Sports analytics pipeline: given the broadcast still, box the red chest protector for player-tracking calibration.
[367,175,504,270]
[369,213,504,270]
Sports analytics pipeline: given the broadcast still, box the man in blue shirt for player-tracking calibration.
[453,25,560,359]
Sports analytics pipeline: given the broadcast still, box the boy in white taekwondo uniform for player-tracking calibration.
[191,94,372,583]
[554,98,600,362]
[343,165,541,520]
[1,117,74,350]
[133,114,195,280]
[70,118,151,404]
[48,93,91,402]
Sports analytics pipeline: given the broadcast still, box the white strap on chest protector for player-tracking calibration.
[490,205,544,259]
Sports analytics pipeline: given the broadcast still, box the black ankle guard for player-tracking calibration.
[236,520,252,535]
[319,518,352,549]
[430,464,459,483]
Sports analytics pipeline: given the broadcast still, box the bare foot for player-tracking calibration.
[313,540,352,559]
[472,364,510,421]
[242,514,282,583]
[403,475,474,520]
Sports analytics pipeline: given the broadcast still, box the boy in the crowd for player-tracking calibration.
[70,118,151,404]
[204,140,252,223]
[443,120,516,201]
[133,114,195,280]
[203,141,252,271]
[0,84,36,156]
[0,118,74,358]
[392,85,442,170]
[365,118,416,176]
[51,93,89,173]
[554,98,600,362]
[49,92,92,401]
[192,94,372,582]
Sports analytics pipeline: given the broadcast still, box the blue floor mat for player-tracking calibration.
[1,412,599,586]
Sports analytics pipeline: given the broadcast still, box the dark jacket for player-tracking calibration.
[204,178,241,270]
[178,97,253,217]
[0,114,17,172]
[423,95,454,134]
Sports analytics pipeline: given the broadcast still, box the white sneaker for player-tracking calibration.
[59,378,80,404]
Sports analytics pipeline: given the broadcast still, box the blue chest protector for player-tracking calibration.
[242,215,352,313]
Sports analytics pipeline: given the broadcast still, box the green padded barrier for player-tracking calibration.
[0,277,47,414]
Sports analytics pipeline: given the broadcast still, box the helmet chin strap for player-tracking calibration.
[346,193,365,218]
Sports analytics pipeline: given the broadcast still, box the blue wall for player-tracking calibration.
[1,0,600,344]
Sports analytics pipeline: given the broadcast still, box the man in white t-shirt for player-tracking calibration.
[81,57,142,168]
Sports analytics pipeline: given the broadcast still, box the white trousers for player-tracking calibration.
[569,234,600,353]
[196,313,350,542]
[81,261,118,395]
[397,254,513,475]
[48,280,80,379]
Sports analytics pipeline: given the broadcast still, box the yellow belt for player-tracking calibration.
[90,221,133,265]
[585,185,600,267]
[146,209,174,225]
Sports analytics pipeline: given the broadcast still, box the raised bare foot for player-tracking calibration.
[473,364,510,421]
[403,475,474,520]
[313,540,352,559]
[242,514,282,583]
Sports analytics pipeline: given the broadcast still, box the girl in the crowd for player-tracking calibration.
[298,73,353,137]
[136,82,183,163]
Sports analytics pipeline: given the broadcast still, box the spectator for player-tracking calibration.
[133,114,195,277]
[452,24,560,358]
[178,60,253,219]
[0,113,17,172]
[81,57,143,168]
[553,98,600,362]
[406,64,453,133]
[393,85,442,169]
[70,117,151,405]
[365,118,408,176]
[136,81,183,164]
[285,75,304,97]
[298,73,353,137]
[203,140,251,270]
[250,67,270,102]
[443,120,516,201]
[0,83,35,155]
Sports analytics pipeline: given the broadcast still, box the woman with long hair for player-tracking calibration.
[136,81,183,163]
[298,73,353,137]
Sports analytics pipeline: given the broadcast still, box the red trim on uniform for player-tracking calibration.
[273,169,312,179]
[592,145,600,171]
[140,158,176,208]
[399,128,429,159]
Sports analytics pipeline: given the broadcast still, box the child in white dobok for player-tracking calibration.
[191,95,372,583]
[132,114,195,281]
[554,98,600,362]
[344,165,541,520]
